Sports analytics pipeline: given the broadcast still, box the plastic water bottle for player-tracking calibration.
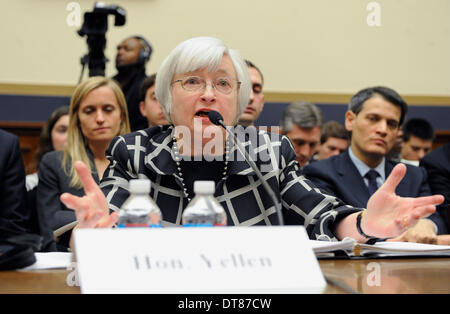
[182,181,227,227]
[118,179,162,228]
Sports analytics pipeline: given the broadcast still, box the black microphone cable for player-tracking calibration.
[208,111,285,225]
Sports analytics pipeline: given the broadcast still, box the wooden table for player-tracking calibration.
[320,258,450,294]
[0,258,449,294]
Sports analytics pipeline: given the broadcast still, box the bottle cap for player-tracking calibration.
[193,181,215,194]
[128,179,151,194]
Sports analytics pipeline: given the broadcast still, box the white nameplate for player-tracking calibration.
[74,226,326,294]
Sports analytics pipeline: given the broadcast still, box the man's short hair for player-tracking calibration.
[320,121,349,144]
[245,59,264,86]
[402,118,435,142]
[280,101,323,133]
[348,86,408,126]
[140,73,157,102]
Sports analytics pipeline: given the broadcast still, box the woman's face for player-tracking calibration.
[170,55,239,150]
[51,114,69,151]
[77,86,123,144]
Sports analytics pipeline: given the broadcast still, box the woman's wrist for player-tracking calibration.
[356,211,388,244]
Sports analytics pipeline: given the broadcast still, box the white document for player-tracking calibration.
[74,226,326,294]
[309,239,450,258]
[19,252,73,271]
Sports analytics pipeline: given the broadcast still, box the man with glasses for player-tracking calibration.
[303,86,446,243]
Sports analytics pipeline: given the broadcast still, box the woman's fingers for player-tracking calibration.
[98,212,119,228]
[412,205,436,219]
[60,193,85,211]
[60,192,110,228]
[395,205,436,229]
[74,161,102,195]
[412,194,444,208]
[379,163,406,194]
[60,162,113,231]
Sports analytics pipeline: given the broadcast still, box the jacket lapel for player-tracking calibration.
[337,151,372,207]
[385,159,406,195]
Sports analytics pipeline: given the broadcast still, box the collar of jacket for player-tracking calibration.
[143,125,260,178]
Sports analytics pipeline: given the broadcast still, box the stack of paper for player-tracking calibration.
[310,239,450,258]
[19,252,73,271]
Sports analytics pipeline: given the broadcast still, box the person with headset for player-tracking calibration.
[113,35,152,131]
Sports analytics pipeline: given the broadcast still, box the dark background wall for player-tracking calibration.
[1,94,449,131]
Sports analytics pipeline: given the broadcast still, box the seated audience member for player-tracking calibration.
[25,106,69,235]
[0,129,30,236]
[420,142,450,235]
[303,86,445,243]
[113,35,152,131]
[57,37,443,248]
[26,106,69,191]
[280,101,323,167]
[139,73,169,127]
[400,118,434,166]
[386,129,403,161]
[37,77,130,251]
[237,60,265,127]
[315,121,349,161]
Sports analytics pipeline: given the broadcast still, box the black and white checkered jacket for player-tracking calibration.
[100,125,360,240]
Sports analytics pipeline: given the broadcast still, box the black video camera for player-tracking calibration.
[78,2,126,79]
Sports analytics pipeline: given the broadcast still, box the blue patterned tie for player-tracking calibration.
[365,170,379,196]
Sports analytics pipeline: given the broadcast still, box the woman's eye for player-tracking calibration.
[216,79,231,87]
[185,77,201,85]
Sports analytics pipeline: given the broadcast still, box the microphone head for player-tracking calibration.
[208,110,224,126]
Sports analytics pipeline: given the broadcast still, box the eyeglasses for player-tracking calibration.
[172,76,241,95]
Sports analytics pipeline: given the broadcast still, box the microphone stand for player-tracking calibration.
[212,117,285,226]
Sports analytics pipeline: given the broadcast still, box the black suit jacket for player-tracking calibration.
[0,130,30,235]
[420,143,450,233]
[113,68,148,132]
[303,150,446,233]
[37,150,100,251]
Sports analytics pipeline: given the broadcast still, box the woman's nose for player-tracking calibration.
[200,83,217,104]
[95,110,105,123]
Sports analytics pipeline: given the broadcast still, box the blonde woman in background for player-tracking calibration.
[36,77,130,251]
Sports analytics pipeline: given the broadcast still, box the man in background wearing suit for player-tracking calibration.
[0,129,30,235]
[315,120,349,161]
[400,118,435,166]
[303,86,446,243]
[280,101,323,168]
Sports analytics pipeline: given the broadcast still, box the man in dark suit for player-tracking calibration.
[280,101,323,168]
[303,86,446,243]
[420,142,450,233]
[0,129,30,235]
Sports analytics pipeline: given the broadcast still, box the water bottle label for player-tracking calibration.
[118,224,162,228]
[183,223,214,228]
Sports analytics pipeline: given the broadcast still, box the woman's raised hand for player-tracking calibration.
[60,161,118,229]
[363,163,444,238]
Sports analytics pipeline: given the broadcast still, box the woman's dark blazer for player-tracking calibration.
[37,150,100,251]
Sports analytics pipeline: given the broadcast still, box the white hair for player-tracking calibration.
[155,37,251,124]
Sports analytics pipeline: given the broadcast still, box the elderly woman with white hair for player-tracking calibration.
[61,37,443,245]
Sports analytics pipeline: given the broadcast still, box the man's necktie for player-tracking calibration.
[365,170,379,196]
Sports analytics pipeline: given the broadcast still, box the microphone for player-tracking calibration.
[208,111,285,225]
